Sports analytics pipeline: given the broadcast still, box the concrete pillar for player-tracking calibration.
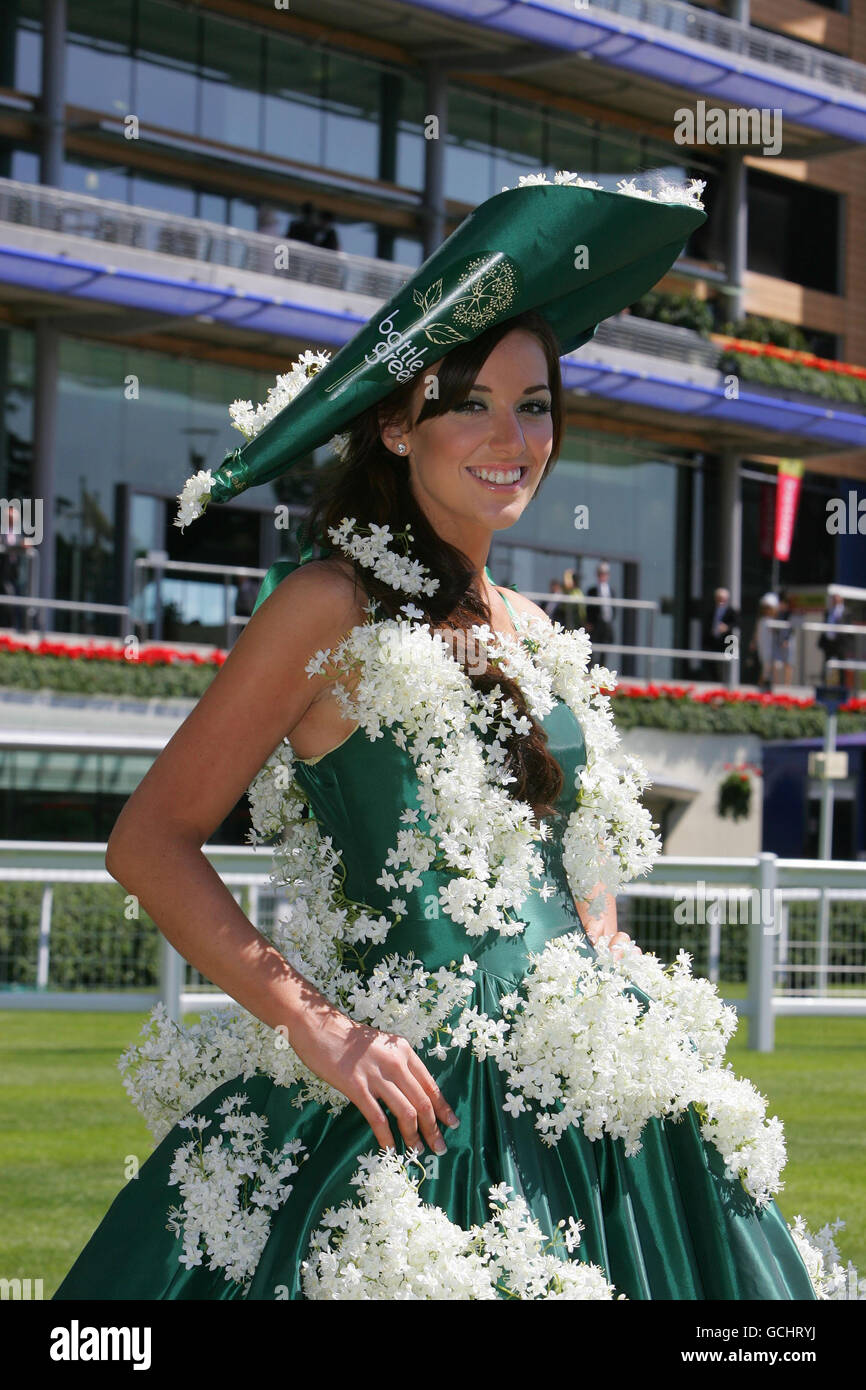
[719,448,742,686]
[422,61,448,259]
[722,151,747,330]
[40,0,67,187]
[35,0,67,632]
[33,322,58,633]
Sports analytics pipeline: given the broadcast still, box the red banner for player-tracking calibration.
[774,458,803,562]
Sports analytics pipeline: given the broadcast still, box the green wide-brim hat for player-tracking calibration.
[175,170,706,533]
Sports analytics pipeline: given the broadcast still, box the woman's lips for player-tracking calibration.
[466,465,528,492]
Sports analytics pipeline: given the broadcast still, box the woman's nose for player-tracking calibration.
[489,409,526,454]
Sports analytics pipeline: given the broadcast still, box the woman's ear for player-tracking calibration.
[378,411,409,457]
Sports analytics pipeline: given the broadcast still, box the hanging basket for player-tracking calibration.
[717,762,762,822]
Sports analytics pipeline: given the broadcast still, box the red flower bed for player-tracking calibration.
[0,633,227,668]
[716,336,866,380]
[613,681,866,714]
[3,636,866,716]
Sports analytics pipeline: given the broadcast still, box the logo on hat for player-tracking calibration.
[324,251,521,397]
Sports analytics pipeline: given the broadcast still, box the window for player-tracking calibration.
[199,15,262,150]
[66,0,134,115]
[263,35,324,162]
[322,53,380,181]
[134,1,199,134]
[748,169,841,294]
[447,88,495,204]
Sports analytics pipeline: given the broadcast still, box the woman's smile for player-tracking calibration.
[465,463,529,492]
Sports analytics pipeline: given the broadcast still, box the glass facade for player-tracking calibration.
[0,325,285,632]
[6,0,710,262]
[489,440,689,677]
[0,0,858,662]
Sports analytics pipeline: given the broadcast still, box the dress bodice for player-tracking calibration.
[293,679,593,985]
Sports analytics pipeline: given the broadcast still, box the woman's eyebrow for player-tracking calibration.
[469,384,550,394]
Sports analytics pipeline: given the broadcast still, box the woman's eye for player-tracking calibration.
[454,399,551,413]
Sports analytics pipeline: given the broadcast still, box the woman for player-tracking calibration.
[52,173,823,1301]
[560,566,587,631]
[751,592,780,691]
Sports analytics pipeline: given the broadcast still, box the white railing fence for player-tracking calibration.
[1,847,864,1051]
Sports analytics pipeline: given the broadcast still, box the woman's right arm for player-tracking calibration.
[105,560,457,1156]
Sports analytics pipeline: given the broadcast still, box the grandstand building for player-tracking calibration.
[0,0,864,848]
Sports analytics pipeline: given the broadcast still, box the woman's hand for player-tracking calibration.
[583,916,639,962]
[574,881,640,961]
[286,997,459,1155]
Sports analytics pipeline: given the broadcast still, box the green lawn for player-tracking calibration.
[0,1005,864,1296]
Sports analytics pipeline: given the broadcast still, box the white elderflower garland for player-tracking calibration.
[326,517,439,598]
[301,1147,622,1300]
[452,935,786,1208]
[787,1215,866,1300]
[165,1094,307,1290]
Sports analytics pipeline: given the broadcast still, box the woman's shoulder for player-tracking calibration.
[495,586,554,630]
[267,554,367,616]
[249,553,371,660]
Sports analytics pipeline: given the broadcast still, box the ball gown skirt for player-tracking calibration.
[53,694,816,1301]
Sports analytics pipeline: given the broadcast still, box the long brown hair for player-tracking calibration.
[303,309,566,820]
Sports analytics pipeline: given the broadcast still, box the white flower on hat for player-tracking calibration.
[174,469,215,532]
[504,168,706,210]
[174,349,333,530]
[228,349,333,441]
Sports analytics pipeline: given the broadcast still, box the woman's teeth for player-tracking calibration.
[468,466,525,487]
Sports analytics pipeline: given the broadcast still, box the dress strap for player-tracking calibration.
[483,563,520,626]
[497,587,520,624]
[251,521,322,616]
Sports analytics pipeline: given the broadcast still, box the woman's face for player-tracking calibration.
[381,329,553,540]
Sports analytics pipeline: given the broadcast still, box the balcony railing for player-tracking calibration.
[0,178,719,365]
[585,0,866,95]
[0,177,407,301]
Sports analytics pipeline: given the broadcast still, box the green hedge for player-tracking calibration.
[0,650,214,700]
[718,350,866,409]
[630,289,715,335]
[610,695,866,738]
[630,298,866,408]
[0,883,161,991]
[2,656,865,740]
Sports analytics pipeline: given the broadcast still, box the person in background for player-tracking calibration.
[586,560,615,651]
[288,201,321,245]
[750,592,780,691]
[313,209,344,288]
[256,203,282,237]
[542,577,564,623]
[560,567,587,631]
[314,210,340,252]
[774,587,794,686]
[702,585,740,681]
[234,575,259,622]
[818,594,853,689]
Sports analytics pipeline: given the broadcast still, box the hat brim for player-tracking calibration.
[208,181,706,505]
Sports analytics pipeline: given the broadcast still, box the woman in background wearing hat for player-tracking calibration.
[751,592,780,691]
[53,174,823,1302]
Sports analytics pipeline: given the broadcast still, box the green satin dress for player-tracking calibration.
[53,587,816,1301]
